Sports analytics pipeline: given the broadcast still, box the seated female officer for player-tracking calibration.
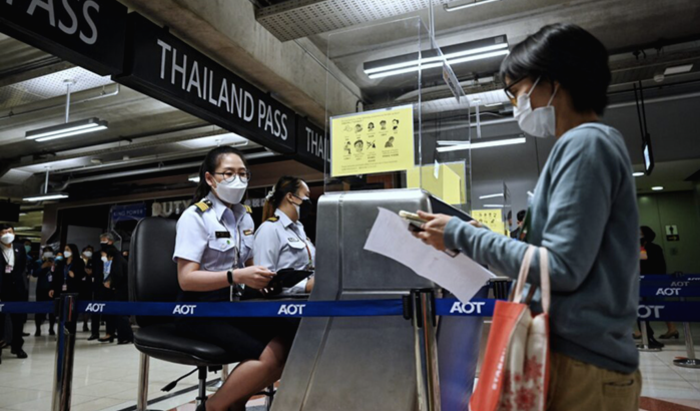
[254,176,315,294]
[173,146,296,411]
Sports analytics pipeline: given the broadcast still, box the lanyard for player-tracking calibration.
[221,212,244,302]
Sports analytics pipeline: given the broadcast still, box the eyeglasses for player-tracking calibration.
[213,170,251,184]
[503,75,528,107]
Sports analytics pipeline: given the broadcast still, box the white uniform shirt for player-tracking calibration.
[173,192,255,271]
[253,209,315,294]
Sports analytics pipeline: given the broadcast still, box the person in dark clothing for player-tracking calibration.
[88,235,112,341]
[79,246,95,333]
[510,210,527,240]
[100,246,133,344]
[33,246,56,336]
[639,226,678,340]
[0,223,28,361]
[640,226,666,275]
[50,244,85,297]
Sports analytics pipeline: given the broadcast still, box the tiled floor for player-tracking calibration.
[0,321,699,410]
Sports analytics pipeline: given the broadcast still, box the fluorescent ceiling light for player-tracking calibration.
[633,172,645,177]
[483,204,504,208]
[23,193,69,202]
[664,64,693,75]
[436,137,526,152]
[35,125,108,142]
[367,49,509,79]
[444,0,502,12]
[26,118,108,142]
[179,132,249,149]
[651,186,664,191]
[479,193,504,199]
[485,102,503,107]
[189,175,201,183]
[364,43,508,75]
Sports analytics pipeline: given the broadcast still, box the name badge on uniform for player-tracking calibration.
[288,237,299,242]
[243,229,253,236]
[215,231,231,239]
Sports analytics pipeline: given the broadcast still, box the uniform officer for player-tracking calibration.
[0,223,28,361]
[254,176,315,294]
[173,146,295,411]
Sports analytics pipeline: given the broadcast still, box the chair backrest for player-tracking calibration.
[129,217,179,326]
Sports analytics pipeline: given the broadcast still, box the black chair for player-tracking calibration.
[129,217,247,410]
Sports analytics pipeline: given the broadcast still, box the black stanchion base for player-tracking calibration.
[673,358,700,369]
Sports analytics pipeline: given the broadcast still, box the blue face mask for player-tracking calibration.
[55,256,64,262]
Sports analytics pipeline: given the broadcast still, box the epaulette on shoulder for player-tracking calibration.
[194,199,212,213]
[266,216,280,222]
[244,205,252,214]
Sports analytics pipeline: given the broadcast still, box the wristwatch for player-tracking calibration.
[227,269,235,286]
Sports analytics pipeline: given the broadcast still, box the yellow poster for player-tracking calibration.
[406,164,463,205]
[471,209,508,236]
[331,105,414,177]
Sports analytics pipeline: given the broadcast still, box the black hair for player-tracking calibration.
[64,243,80,260]
[641,226,656,242]
[517,210,526,222]
[0,223,14,231]
[105,246,121,259]
[193,146,249,202]
[83,245,94,252]
[500,23,611,115]
[262,176,306,221]
[43,246,54,253]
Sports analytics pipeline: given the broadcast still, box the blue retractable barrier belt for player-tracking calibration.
[1,298,700,322]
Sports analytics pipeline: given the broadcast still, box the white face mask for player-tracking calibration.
[101,256,108,263]
[213,177,247,205]
[84,251,93,258]
[43,252,54,259]
[1,233,15,245]
[513,76,559,138]
[64,251,72,258]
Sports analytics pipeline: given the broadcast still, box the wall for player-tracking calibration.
[637,190,700,274]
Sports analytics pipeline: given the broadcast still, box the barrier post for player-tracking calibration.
[407,289,441,411]
[637,321,662,352]
[51,293,78,411]
[673,322,699,368]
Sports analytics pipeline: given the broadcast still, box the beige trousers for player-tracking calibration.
[547,352,642,411]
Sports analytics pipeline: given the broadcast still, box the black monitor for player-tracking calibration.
[0,201,20,223]
[643,133,654,176]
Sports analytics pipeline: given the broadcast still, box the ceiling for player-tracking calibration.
[1,0,700,212]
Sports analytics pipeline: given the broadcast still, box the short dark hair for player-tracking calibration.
[517,210,526,222]
[0,223,14,231]
[500,23,611,115]
[641,226,656,242]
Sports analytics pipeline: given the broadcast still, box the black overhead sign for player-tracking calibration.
[117,13,296,154]
[0,0,127,75]
[296,116,330,171]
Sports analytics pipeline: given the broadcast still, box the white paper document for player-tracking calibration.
[364,207,495,303]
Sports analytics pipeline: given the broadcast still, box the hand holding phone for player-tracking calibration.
[399,210,427,232]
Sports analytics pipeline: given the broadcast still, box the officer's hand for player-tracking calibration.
[236,266,275,289]
[48,290,54,298]
[69,270,75,278]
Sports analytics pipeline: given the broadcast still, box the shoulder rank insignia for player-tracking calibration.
[266,216,280,222]
[194,199,212,213]
[244,205,253,214]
